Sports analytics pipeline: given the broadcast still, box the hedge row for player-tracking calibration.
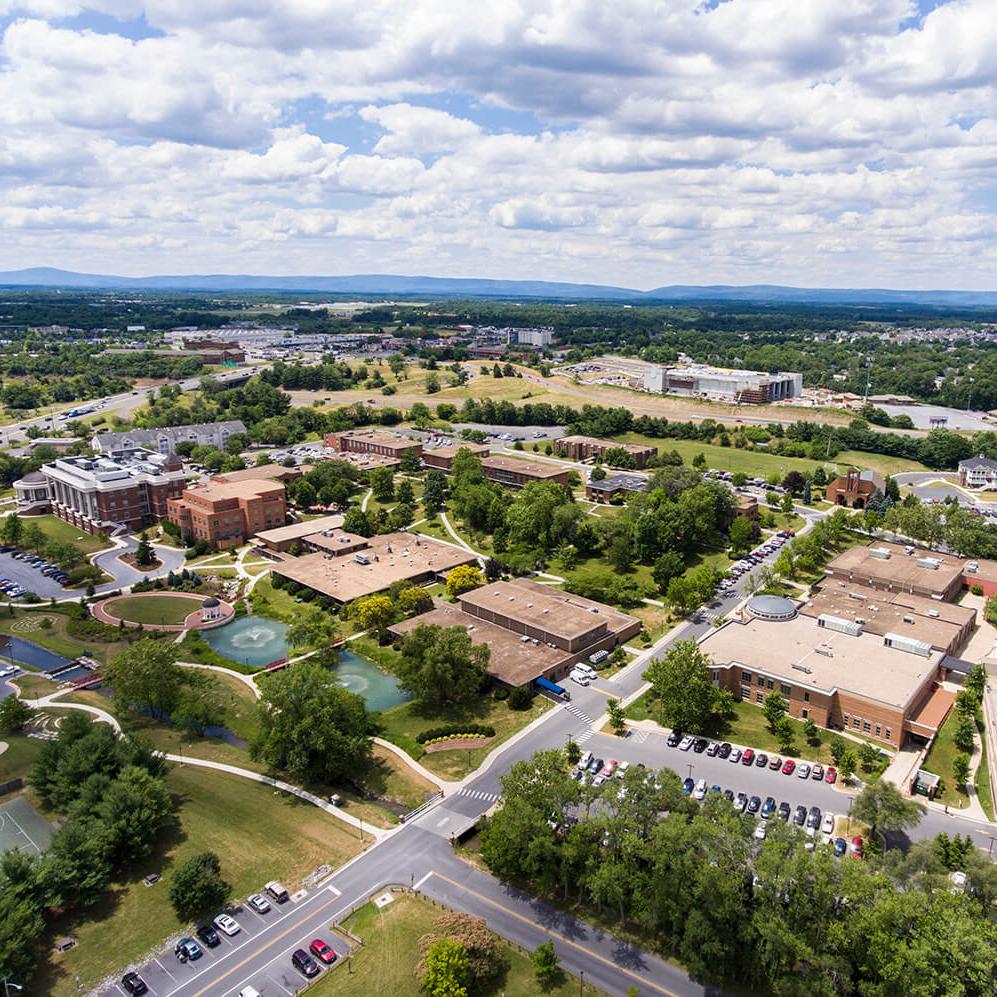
[415,723,496,744]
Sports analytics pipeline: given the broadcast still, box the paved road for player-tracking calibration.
[894,471,997,516]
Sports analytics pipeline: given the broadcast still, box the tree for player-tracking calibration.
[782,471,806,495]
[780,492,795,514]
[445,564,485,600]
[773,715,795,753]
[421,937,470,997]
[103,639,183,720]
[802,478,812,505]
[352,593,396,635]
[838,750,857,782]
[652,550,684,593]
[953,752,971,787]
[288,606,338,652]
[368,466,394,502]
[395,624,489,708]
[953,712,976,753]
[802,718,820,746]
[0,695,32,734]
[643,641,719,734]
[565,739,581,766]
[858,741,880,771]
[665,575,701,616]
[761,691,787,732]
[590,464,606,481]
[728,516,755,556]
[96,766,174,864]
[423,470,447,513]
[169,851,231,921]
[964,662,987,701]
[251,661,373,784]
[850,780,925,840]
[530,940,561,990]
[396,586,433,618]
[397,480,415,506]
[607,698,627,736]
[2,512,22,547]
[829,734,847,764]
[692,452,706,470]
[419,913,504,988]
[342,506,372,536]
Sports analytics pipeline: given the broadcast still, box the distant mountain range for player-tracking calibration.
[2,266,997,307]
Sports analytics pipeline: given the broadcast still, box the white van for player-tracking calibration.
[569,670,591,686]
[238,988,261,997]
[574,663,597,681]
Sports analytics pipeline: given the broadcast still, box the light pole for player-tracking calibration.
[3,979,25,997]
[579,969,585,995]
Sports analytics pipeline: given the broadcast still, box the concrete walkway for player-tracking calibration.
[177,660,261,698]
[372,736,449,790]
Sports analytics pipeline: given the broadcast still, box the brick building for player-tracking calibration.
[555,435,657,468]
[585,472,648,503]
[824,469,884,509]
[167,478,287,549]
[480,455,570,488]
[323,429,422,461]
[701,596,953,749]
[824,542,966,601]
[16,448,187,534]
[421,443,491,471]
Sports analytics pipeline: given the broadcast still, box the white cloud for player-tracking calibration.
[0,0,994,288]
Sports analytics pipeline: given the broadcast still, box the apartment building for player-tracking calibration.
[92,420,247,455]
[167,478,287,549]
[958,455,997,490]
[555,435,657,468]
[16,448,187,533]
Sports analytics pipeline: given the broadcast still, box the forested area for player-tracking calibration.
[479,749,997,997]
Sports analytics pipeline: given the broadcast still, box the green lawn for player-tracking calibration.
[976,731,994,823]
[833,450,928,476]
[37,765,366,996]
[250,573,308,624]
[0,732,46,784]
[102,593,202,626]
[20,514,112,554]
[921,708,971,809]
[0,606,133,665]
[311,892,599,997]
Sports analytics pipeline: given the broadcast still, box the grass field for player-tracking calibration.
[0,606,132,665]
[921,708,971,808]
[977,733,994,823]
[250,574,306,624]
[0,732,46,784]
[37,765,366,996]
[833,450,928,476]
[102,593,201,626]
[21,514,112,554]
[311,892,596,997]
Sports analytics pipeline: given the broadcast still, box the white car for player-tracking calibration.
[754,821,768,840]
[693,778,707,800]
[821,813,835,836]
[213,913,241,936]
[615,761,630,780]
[247,893,271,914]
[679,735,695,751]
[797,762,811,779]
[0,665,19,677]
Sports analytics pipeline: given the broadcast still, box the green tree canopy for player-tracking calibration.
[395,624,489,709]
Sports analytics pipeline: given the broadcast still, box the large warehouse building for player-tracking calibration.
[643,364,802,403]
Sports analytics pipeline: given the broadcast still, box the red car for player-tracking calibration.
[851,836,864,859]
[741,748,755,766]
[309,938,337,965]
[781,759,796,775]
[825,767,837,784]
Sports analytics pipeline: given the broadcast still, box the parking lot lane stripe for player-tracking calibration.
[413,871,433,891]
[155,958,175,980]
[191,893,342,997]
[428,872,681,997]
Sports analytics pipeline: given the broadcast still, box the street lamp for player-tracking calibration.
[3,979,25,996]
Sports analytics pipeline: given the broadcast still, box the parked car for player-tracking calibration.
[811,764,824,781]
[693,737,708,754]
[309,938,337,965]
[586,757,603,774]
[723,789,735,802]
[797,763,811,779]
[755,753,769,768]
[729,748,742,763]
[761,796,776,819]
[834,837,848,857]
[777,802,791,821]
[768,755,782,770]
[682,777,695,794]
[602,759,618,777]
[247,893,271,914]
[578,750,594,770]
[706,741,720,757]
[782,758,796,775]
[747,795,762,814]
[679,735,695,751]
[196,924,220,948]
[174,938,202,961]
[121,973,148,995]
[718,742,732,758]
[754,820,768,840]
[213,913,240,936]
[735,792,748,812]
[693,778,707,800]
[616,761,630,779]
[265,880,290,904]
[825,767,837,784]
[806,807,822,834]
[741,748,755,766]
[851,836,865,859]
[291,948,321,978]
[666,731,682,747]
[793,805,807,826]
[821,813,835,836]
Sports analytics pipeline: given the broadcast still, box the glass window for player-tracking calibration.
[803,692,810,703]
[801,708,809,719]
[853,717,861,729]
[885,727,892,740]
[741,671,751,683]
[757,675,765,687]
[875,724,881,737]
[740,686,751,701]
[766,679,774,690]
[780,684,791,696]
[843,713,849,725]
[755,691,764,703]
[863,720,871,732]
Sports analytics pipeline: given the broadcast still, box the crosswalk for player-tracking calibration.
[574,728,596,745]
[457,787,499,804]
[565,703,593,724]
[631,729,649,745]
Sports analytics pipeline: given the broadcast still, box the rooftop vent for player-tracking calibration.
[884,632,932,657]
[927,609,940,618]
[791,661,813,673]
[814,643,835,657]
[869,547,892,560]
[817,614,862,636]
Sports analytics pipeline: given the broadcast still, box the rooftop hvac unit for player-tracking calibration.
[884,632,932,657]
[847,592,867,601]
[966,561,979,574]
[916,557,942,570]
[792,661,813,673]
[813,643,834,657]
[927,609,940,618]
[354,552,370,565]
[869,547,892,559]
[817,614,863,636]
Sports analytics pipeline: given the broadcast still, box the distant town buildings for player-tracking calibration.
[958,454,997,490]
[92,420,247,455]
[15,448,187,533]
[643,363,803,403]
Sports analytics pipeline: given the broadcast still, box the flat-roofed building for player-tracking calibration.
[735,494,759,520]
[555,436,657,469]
[585,472,648,503]
[18,448,187,533]
[388,578,641,687]
[252,513,344,553]
[214,463,303,484]
[324,429,421,460]
[421,443,491,471]
[801,581,975,655]
[963,558,997,597]
[824,542,966,601]
[271,531,476,604]
[701,605,951,748]
[480,455,570,488]
[167,478,287,549]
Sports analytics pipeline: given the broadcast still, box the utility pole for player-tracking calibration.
[862,354,873,405]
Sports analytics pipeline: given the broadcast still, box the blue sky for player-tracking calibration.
[0,0,995,289]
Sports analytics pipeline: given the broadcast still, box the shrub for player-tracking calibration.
[507,685,534,711]
[971,584,983,596]
[415,723,496,744]
[493,687,509,701]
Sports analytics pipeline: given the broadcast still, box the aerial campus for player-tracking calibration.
[3,4,997,997]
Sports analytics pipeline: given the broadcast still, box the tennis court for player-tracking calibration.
[0,794,53,855]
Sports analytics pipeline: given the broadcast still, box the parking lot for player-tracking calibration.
[110,887,353,997]
[0,549,72,601]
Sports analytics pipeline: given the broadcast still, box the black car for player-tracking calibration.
[121,973,148,996]
[196,924,220,948]
[717,742,732,758]
[793,805,807,826]
[777,802,791,821]
[755,753,769,768]
[292,948,321,978]
[760,796,776,819]
[806,806,822,830]
[693,737,708,754]
[747,795,762,814]
[666,730,682,748]
[722,789,735,802]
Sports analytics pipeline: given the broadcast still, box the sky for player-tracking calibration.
[1,0,996,290]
